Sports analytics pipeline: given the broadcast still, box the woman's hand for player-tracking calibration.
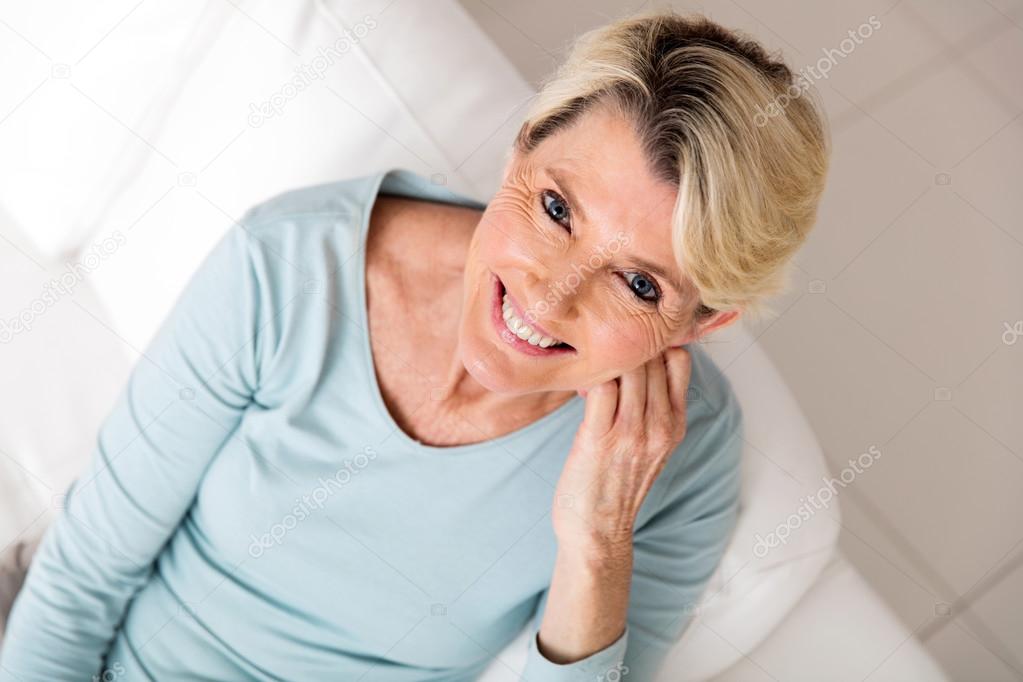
[552,346,694,556]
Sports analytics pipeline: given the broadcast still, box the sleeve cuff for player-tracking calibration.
[521,625,628,681]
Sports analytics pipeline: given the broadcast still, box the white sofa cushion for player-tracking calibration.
[713,552,950,681]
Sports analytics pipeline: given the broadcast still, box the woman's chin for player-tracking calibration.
[458,338,537,395]
[460,351,519,394]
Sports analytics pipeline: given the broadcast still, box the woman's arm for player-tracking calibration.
[521,349,743,681]
[0,220,274,680]
[536,542,633,665]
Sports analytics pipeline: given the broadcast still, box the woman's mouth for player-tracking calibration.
[490,274,576,357]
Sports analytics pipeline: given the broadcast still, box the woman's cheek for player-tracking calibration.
[474,217,512,264]
[588,311,662,371]
[586,315,631,365]
[477,202,546,264]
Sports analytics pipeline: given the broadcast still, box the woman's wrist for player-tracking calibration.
[534,537,634,664]
[555,532,634,569]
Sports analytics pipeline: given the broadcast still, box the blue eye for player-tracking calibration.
[622,271,661,303]
[541,190,571,230]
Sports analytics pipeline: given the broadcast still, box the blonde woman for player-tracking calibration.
[0,10,829,681]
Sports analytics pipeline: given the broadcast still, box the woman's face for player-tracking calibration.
[458,102,735,394]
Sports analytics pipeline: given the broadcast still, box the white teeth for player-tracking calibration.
[501,294,564,348]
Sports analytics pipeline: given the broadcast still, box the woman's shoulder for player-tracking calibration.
[686,342,743,429]
[222,174,383,300]
[240,174,379,240]
[209,177,383,392]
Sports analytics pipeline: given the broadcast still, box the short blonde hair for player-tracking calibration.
[513,10,831,325]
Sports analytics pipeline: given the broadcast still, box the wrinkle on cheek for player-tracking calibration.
[634,316,667,355]
[589,306,664,361]
[486,170,564,264]
[660,301,689,336]
[577,279,679,338]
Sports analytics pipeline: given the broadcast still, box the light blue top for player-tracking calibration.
[0,168,743,681]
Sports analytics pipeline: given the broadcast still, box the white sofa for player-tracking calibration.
[0,1,948,679]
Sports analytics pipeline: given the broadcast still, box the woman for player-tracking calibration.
[0,10,828,681]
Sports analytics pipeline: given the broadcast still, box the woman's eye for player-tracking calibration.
[622,271,661,303]
[541,190,571,230]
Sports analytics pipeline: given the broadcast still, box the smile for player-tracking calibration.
[490,274,576,357]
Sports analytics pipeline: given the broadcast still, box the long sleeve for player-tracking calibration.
[0,221,270,680]
[521,393,743,682]
[520,588,630,682]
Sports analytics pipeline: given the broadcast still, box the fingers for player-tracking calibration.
[645,353,670,422]
[582,380,617,437]
[664,346,693,417]
[616,362,647,426]
[586,347,692,439]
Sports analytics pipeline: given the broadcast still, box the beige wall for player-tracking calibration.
[458,0,1023,678]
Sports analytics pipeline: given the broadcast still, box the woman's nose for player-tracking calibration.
[521,264,582,323]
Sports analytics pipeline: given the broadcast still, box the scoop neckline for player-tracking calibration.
[355,167,583,455]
